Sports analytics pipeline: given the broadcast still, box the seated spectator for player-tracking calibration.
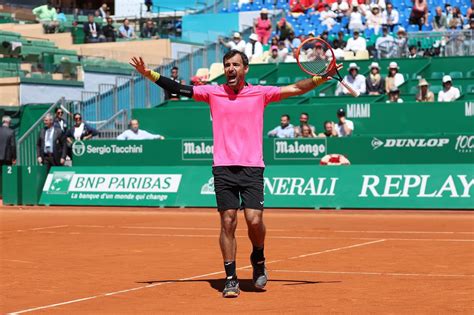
[335,63,366,96]
[119,18,136,40]
[66,113,99,146]
[333,31,346,49]
[245,33,263,62]
[285,49,298,63]
[433,6,448,30]
[290,0,312,16]
[286,31,301,52]
[117,119,164,140]
[345,30,367,54]
[318,121,337,138]
[32,1,59,34]
[276,18,293,41]
[408,45,419,58]
[298,124,315,138]
[267,46,283,63]
[348,5,365,31]
[277,41,289,60]
[416,78,435,102]
[335,108,354,137]
[438,75,460,102]
[141,19,159,39]
[165,67,185,100]
[366,62,385,95]
[386,86,404,103]
[55,7,67,24]
[375,26,395,58]
[409,0,428,30]
[382,2,399,32]
[448,7,464,29]
[220,32,246,53]
[294,113,316,137]
[267,114,294,138]
[320,4,337,30]
[385,62,405,93]
[366,4,383,34]
[84,14,105,43]
[102,17,116,42]
[332,39,345,60]
[254,8,272,44]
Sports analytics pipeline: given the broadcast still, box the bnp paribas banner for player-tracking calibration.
[40,165,473,209]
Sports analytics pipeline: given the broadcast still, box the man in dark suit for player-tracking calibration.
[0,115,16,167]
[83,14,105,43]
[37,113,66,172]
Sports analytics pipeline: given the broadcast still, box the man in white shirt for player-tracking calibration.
[438,75,461,102]
[375,26,395,58]
[344,30,367,54]
[382,2,399,31]
[220,32,246,53]
[244,33,263,62]
[335,108,354,137]
[117,119,165,140]
[267,114,295,138]
[335,62,366,96]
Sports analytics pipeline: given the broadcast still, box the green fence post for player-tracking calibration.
[2,165,22,205]
[20,165,48,205]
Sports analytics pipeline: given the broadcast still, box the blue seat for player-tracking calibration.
[449,71,463,79]
[430,71,444,79]
[407,25,420,32]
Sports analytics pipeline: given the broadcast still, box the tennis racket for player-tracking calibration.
[296,37,360,97]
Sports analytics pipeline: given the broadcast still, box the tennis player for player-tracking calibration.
[130,50,340,298]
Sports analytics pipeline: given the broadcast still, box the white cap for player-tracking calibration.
[369,62,380,69]
[339,2,349,11]
[249,33,259,41]
[260,8,268,14]
[348,62,359,70]
[233,32,241,38]
[331,3,338,11]
[397,26,406,33]
[442,75,452,83]
[370,3,379,9]
[388,61,399,69]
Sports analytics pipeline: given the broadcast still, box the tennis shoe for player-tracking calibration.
[222,277,240,298]
[251,259,268,290]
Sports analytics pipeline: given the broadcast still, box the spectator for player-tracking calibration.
[408,45,419,58]
[335,63,366,96]
[117,119,164,140]
[294,113,316,137]
[320,4,337,30]
[298,124,315,138]
[37,113,66,172]
[66,113,99,147]
[32,1,59,34]
[366,62,385,95]
[84,14,105,43]
[318,121,337,138]
[277,41,289,60]
[375,26,395,58]
[286,31,301,52]
[245,33,264,62]
[267,114,295,138]
[220,32,246,53]
[448,7,464,29]
[141,19,159,39]
[333,31,346,49]
[409,0,428,30]
[385,62,405,93]
[332,39,345,59]
[165,67,185,100]
[396,27,408,57]
[432,6,448,30]
[366,4,383,34]
[267,46,283,63]
[348,5,365,31]
[335,108,354,137]
[55,7,67,24]
[416,78,435,102]
[465,17,474,30]
[438,75,460,102]
[386,86,404,103]
[53,107,68,133]
[98,3,108,19]
[119,18,136,40]
[102,17,116,42]
[382,2,399,32]
[145,0,153,12]
[290,0,312,16]
[332,1,349,23]
[345,30,367,54]
[285,49,299,63]
[276,18,293,41]
[0,116,16,167]
[254,8,272,45]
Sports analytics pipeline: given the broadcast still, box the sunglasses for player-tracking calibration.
[74,117,82,120]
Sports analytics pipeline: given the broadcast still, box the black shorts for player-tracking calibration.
[212,166,265,211]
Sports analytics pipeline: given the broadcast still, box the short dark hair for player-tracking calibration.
[73,112,82,119]
[223,50,249,67]
[281,114,290,120]
[300,112,309,118]
[172,66,178,71]
[324,120,332,126]
[55,107,62,113]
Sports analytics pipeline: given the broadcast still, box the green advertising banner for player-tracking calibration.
[72,134,474,166]
[40,165,474,209]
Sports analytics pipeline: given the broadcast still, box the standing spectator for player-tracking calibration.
[294,113,316,137]
[348,5,365,31]
[0,116,16,167]
[66,113,99,146]
[409,0,428,30]
[53,107,68,133]
[432,6,448,30]
[117,119,164,140]
[98,3,108,19]
[415,78,435,102]
[119,18,136,40]
[37,114,66,172]
[165,67,185,100]
[220,32,246,53]
[267,46,283,63]
[32,0,59,34]
[141,19,159,39]
[320,4,337,30]
[395,27,408,57]
[382,2,399,32]
[318,121,337,137]
[366,4,383,35]
[276,18,293,41]
[386,86,404,103]
[145,0,153,12]
[366,62,385,95]
[254,8,272,45]
[84,14,105,43]
[335,63,367,96]
[345,30,367,54]
[385,62,405,93]
[102,17,116,42]
[438,75,461,102]
[335,108,354,137]
[375,26,395,58]
[267,114,295,138]
[245,33,264,62]
[333,31,346,49]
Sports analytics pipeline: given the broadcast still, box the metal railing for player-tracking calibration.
[407,29,474,57]
[96,109,128,139]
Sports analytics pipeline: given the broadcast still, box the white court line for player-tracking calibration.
[288,239,385,259]
[6,239,381,314]
[0,259,35,264]
[333,230,474,235]
[267,269,474,278]
[0,225,69,233]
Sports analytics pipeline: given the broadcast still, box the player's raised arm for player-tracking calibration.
[130,56,194,98]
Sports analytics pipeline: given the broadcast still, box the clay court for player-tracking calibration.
[1,207,473,314]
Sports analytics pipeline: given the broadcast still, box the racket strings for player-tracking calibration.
[298,39,334,76]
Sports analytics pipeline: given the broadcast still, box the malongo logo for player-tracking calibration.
[274,139,327,160]
[371,137,450,150]
[182,139,213,160]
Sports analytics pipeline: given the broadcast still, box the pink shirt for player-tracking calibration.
[193,84,281,167]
